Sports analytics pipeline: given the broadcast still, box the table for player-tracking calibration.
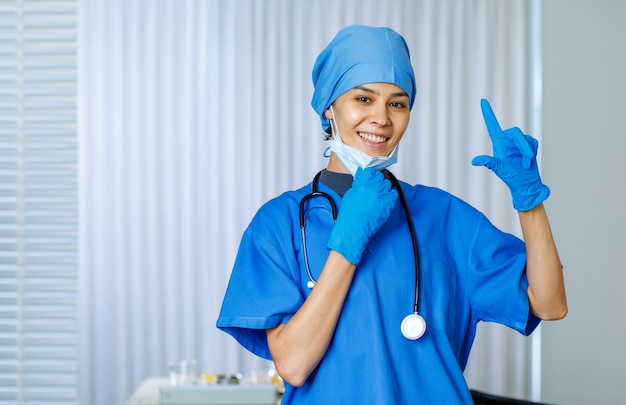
[126,378,281,405]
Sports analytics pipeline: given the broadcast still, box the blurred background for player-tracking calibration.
[1,1,624,404]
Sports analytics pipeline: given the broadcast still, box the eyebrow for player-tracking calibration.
[353,85,409,98]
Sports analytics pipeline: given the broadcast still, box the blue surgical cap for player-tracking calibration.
[311,25,416,134]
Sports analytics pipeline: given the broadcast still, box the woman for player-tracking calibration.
[217,25,567,404]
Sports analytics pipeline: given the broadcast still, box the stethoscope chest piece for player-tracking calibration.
[401,312,426,340]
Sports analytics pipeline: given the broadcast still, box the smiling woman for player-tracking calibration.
[326,83,411,170]
[216,24,565,404]
[324,85,408,175]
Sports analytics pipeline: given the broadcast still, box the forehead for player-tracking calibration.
[345,82,409,98]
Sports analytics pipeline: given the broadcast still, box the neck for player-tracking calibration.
[326,153,350,174]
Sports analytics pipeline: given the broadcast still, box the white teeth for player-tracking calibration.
[358,132,386,143]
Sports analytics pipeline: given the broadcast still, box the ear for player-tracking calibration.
[325,108,333,119]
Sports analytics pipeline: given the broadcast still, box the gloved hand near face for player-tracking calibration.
[327,167,398,265]
[472,99,550,212]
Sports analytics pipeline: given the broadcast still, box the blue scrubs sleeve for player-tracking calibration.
[468,216,541,335]
[216,199,305,360]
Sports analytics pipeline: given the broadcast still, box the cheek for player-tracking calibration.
[346,110,367,125]
[394,115,411,133]
[333,109,363,129]
[390,134,406,149]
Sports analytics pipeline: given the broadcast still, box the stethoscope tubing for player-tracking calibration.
[299,171,338,288]
[384,170,421,314]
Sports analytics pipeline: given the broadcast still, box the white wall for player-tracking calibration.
[542,1,626,404]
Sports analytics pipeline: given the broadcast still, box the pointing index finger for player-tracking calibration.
[480,98,503,136]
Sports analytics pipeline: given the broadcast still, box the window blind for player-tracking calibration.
[0,1,78,403]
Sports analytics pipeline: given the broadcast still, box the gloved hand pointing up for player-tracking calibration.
[472,99,550,212]
[327,167,398,265]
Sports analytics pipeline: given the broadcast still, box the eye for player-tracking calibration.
[356,96,371,103]
[390,101,408,109]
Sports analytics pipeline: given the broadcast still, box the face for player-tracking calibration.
[325,82,411,172]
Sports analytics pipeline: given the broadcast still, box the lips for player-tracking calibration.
[358,132,387,143]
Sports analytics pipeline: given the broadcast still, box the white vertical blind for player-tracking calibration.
[77,1,536,404]
[0,0,78,404]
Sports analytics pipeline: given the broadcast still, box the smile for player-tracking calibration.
[358,132,387,143]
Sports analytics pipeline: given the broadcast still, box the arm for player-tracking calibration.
[267,167,398,386]
[473,99,567,321]
[267,251,355,387]
[519,203,567,320]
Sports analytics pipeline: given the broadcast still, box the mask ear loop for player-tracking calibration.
[323,146,331,158]
[322,106,339,157]
[328,105,341,142]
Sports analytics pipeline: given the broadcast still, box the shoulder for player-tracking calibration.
[395,182,491,238]
[399,182,481,215]
[257,184,309,214]
[247,183,311,231]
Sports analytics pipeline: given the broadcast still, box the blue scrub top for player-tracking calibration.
[217,179,540,404]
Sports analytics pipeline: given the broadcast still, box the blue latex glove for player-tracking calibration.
[471,99,550,211]
[327,167,398,265]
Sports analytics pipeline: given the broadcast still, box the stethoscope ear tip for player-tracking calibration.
[307,280,316,289]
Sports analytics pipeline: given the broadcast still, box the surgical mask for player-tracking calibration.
[328,106,399,177]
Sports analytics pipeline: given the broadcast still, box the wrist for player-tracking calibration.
[513,184,551,212]
[327,229,368,265]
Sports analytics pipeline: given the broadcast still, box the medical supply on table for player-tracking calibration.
[167,359,198,386]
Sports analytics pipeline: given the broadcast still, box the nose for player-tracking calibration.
[370,102,391,126]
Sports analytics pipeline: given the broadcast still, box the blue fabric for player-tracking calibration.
[216,179,540,404]
[311,25,416,134]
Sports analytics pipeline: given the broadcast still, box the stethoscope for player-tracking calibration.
[299,169,426,340]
